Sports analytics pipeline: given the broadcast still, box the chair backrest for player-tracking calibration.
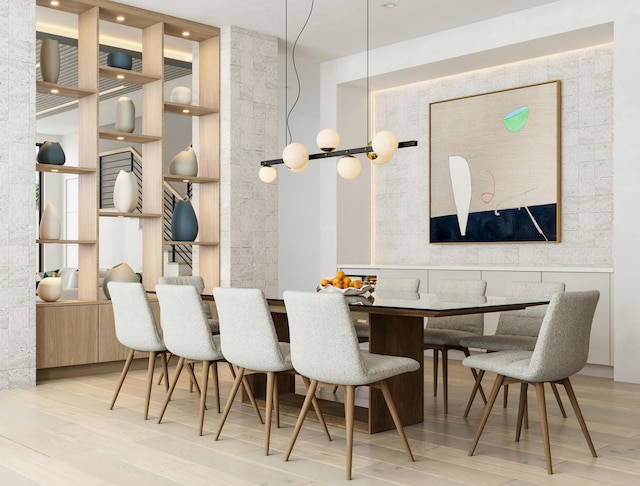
[527,290,599,381]
[375,277,420,295]
[496,281,566,337]
[157,275,214,320]
[155,284,220,361]
[426,279,487,334]
[212,287,289,371]
[283,290,369,385]
[107,282,165,352]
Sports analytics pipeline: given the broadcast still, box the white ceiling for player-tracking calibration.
[38,0,561,63]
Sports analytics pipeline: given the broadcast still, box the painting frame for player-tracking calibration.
[429,80,561,244]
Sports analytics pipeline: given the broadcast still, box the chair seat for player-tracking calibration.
[423,329,478,346]
[354,352,420,385]
[460,334,537,351]
[463,350,537,380]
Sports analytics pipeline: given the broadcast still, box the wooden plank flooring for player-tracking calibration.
[0,359,639,484]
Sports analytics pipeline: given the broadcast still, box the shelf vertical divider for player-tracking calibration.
[141,22,165,290]
[77,6,99,301]
[196,35,220,291]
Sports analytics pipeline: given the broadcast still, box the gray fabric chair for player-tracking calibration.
[107,282,170,420]
[155,284,262,436]
[354,277,420,341]
[460,281,566,417]
[283,290,419,480]
[212,287,331,456]
[423,279,487,414]
[157,276,219,333]
[462,290,600,474]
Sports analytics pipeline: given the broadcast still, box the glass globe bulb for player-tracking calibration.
[337,155,361,179]
[369,150,393,165]
[282,142,309,170]
[288,159,308,173]
[259,166,277,183]
[372,130,398,159]
[316,128,340,152]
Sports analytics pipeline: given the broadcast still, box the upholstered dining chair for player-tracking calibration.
[212,287,331,456]
[460,280,566,417]
[155,284,262,436]
[108,281,170,420]
[423,278,487,414]
[283,290,419,480]
[462,290,600,474]
[157,275,218,333]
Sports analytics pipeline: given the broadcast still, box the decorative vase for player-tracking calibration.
[107,52,133,70]
[102,262,139,300]
[448,155,472,237]
[113,170,138,213]
[38,277,63,302]
[115,96,135,133]
[169,144,198,177]
[37,141,65,165]
[40,38,60,83]
[170,86,192,104]
[40,201,61,240]
[171,196,198,241]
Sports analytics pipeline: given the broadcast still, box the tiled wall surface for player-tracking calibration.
[0,0,36,388]
[219,26,279,295]
[373,44,613,268]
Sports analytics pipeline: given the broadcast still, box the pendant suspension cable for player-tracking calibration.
[366,0,370,142]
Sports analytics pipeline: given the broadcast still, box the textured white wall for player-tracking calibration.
[0,0,36,388]
[373,45,613,267]
[219,26,279,295]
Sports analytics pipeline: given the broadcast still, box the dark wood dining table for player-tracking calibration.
[203,291,549,434]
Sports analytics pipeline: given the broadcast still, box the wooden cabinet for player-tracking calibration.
[36,0,220,369]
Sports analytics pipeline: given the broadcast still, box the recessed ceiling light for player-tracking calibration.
[116,16,125,22]
[182,31,190,37]
[117,136,124,140]
[182,109,190,113]
[50,1,60,6]
[117,74,125,79]
[51,89,59,94]
[382,2,397,8]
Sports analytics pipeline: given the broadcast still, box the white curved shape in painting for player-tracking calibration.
[449,155,472,236]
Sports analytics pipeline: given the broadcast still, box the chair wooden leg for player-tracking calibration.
[160,352,169,392]
[469,374,504,456]
[211,361,220,413]
[550,382,567,418]
[442,348,449,414]
[378,380,414,462]
[264,371,275,455]
[503,384,509,408]
[561,378,597,457]
[274,374,280,428]
[157,357,185,424]
[524,392,529,429]
[344,384,355,481]
[144,351,157,420]
[157,352,172,385]
[534,382,553,474]
[516,382,528,442]
[463,349,487,405]
[463,369,485,418]
[185,363,201,396]
[215,367,245,441]
[300,376,331,442]
[110,348,135,410]
[225,362,262,423]
[284,379,319,461]
[198,361,210,436]
[432,349,439,397]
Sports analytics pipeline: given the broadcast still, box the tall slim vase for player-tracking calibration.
[40,201,61,240]
[113,170,138,213]
[115,97,135,133]
[40,39,60,83]
[171,196,198,241]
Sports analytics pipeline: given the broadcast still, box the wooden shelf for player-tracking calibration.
[164,102,218,116]
[36,81,97,99]
[99,211,162,218]
[163,174,219,183]
[36,239,97,244]
[98,66,161,85]
[99,130,162,143]
[36,164,97,174]
[164,241,219,246]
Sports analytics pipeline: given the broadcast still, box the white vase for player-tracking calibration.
[40,39,60,83]
[115,96,135,133]
[169,145,198,177]
[38,277,62,302]
[448,155,472,237]
[113,170,138,213]
[40,201,61,240]
[170,86,192,105]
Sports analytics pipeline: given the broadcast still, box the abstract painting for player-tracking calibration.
[429,80,560,243]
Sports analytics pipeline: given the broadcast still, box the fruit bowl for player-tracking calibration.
[316,284,374,296]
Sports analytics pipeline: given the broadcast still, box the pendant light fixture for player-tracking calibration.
[259,0,417,183]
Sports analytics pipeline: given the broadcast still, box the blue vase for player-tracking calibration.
[107,52,132,70]
[37,141,65,165]
[171,197,198,241]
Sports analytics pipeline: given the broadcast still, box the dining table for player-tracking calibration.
[204,290,550,434]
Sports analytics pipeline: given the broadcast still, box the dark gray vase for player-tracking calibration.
[37,141,66,165]
[171,196,198,241]
[107,52,133,70]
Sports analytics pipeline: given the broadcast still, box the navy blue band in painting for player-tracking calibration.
[430,203,557,243]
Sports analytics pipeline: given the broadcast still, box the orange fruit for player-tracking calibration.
[335,270,345,279]
[320,279,330,286]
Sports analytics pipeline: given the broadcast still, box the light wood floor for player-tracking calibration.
[1,359,639,485]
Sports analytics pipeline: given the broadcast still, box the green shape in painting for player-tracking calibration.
[503,106,529,132]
